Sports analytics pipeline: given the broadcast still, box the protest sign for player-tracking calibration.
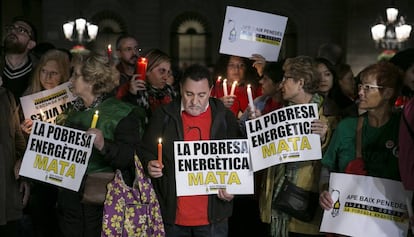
[245,103,321,172]
[19,121,95,191]
[219,6,287,61]
[20,82,76,123]
[174,139,253,196]
[320,173,413,237]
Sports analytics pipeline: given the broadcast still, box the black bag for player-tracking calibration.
[273,179,319,222]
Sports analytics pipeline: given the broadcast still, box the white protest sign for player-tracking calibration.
[20,82,76,123]
[19,121,95,191]
[320,173,412,237]
[219,6,288,61]
[245,103,321,172]
[174,139,253,196]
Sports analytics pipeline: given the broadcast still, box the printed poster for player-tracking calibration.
[20,82,76,123]
[219,6,288,61]
[245,103,322,172]
[320,173,413,237]
[174,139,254,196]
[19,121,95,191]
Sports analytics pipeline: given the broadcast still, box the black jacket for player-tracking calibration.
[139,97,242,225]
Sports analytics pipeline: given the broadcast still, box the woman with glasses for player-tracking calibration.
[260,56,330,237]
[319,61,403,235]
[212,54,262,118]
[123,48,177,119]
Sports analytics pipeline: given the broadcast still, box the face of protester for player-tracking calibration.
[404,64,414,91]
[317,63,334,96]
[117,38,139,66]
[147,61,171,89]
[40,60,62,90]
[69,65,93,98]
[260,75,279,97]
[181,78,212,116]
[226,56,246,83]
[358,74,390,111]
[4,20,35,54]
[339,71,355,97]
[279,74,304,103]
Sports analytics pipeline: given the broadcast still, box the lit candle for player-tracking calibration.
[107,44,112,61]
[223,79,228,96]
[158,138,163,166]
[214,76,222,98]
[247,84,255,112]
[230,81,238,96]
[90,110,99,128]
[136,57,148,80]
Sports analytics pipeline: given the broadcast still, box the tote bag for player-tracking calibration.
[101,154,165,237]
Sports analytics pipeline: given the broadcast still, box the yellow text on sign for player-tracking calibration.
[261,136,312,158]
[188,171,241,186]
[33,154,76,178]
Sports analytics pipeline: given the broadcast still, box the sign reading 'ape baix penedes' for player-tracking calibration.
[245,103,322,172]
[19,121,95,191]
[174,139,253,196]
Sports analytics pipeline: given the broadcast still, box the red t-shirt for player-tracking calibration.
[175,107,212,226]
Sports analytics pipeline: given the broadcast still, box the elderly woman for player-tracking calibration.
[56,54,146,237]
[260,56,330,237]
[123,48,177,119]
[319,61,402,234]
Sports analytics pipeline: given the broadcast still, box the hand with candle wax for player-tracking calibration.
[148,160,164,178]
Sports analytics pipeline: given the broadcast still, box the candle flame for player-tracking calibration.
[247,84,251,88]
[217,76,222,81]
[232,81,238,86]
[140,57,147,63]
[95,110,99,115]
[158,138,162,143]
[107,44,111,51]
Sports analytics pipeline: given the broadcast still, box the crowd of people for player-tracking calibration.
[1,15,414,237]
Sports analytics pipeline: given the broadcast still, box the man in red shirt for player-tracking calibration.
[140,64,241,236]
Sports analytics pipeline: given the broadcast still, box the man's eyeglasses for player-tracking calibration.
[282,76,295,82]
[119,46,140,53]
[5,24,32,38]
[358,84,384,92]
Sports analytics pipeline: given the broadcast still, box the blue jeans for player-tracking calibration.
[165,221,228,237]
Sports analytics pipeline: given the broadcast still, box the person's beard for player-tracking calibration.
[4,35,27,54]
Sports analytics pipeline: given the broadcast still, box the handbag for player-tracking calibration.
[101,154,165,236]
[345,116,367,175]
[81,172,115,205]
[273,178,319,222]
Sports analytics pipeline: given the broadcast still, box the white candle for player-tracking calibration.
[223,79,228,96]
[230,81,237,96]
[247,84,255,112]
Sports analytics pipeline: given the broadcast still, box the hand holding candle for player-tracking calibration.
[247,84,255,114]
[223,79,228,96]
[90,110,99,128]
[230,81,237,96]
[136,57,148,81]
[158,138,163,166]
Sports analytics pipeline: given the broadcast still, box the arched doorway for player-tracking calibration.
[170,12,211,69]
